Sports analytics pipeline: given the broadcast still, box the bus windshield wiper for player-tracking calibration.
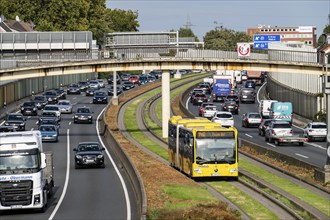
[196,156,210,164]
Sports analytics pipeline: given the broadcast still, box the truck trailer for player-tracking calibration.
[0,131,54,212]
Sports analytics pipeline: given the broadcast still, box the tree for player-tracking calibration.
[204,28,252,51]
[177,27,199,41]
[317,14,330,47]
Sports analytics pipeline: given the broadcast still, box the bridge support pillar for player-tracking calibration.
[162,71,170,138]
[112,71,118,105]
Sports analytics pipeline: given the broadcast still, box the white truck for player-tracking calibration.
[0,131,54,212]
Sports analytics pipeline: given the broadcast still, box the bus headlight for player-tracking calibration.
[230,168,238,173]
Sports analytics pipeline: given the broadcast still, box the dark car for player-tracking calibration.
[67,83,81,95]
[122,81,135,90]
[39,111,60,124]
[73,142,105,168]
[240,88,256,104]
[85,87,96,96]
[244,80,256,89]
[107,75,121,84]
[44,90,59,104]
[149,70,162,79]
[32,95,48,109]
[93,91,108,104]
[222,101,239,115]
[108,85,122,96]
[190,88,204,103]
[138,75,148,85]
[258,119,274,136]
[20,101,38,116]
[225,94,239,104]
[78,81,90,92]
[4,113,26,131]
[192,93,208,105]
[0,125,17,132]
[74,107,93,124]
[55,87,67,99]
[120,73,131,81]
[198,83,211,95]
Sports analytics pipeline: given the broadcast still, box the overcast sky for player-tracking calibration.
[107,0,329,41]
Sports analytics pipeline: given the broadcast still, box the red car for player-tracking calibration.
[192,93,208,105]
[128,75,140,85]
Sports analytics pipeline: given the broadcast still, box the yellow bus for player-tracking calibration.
[168,116,239,179]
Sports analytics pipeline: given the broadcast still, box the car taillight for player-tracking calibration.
[245,118,249,122]
[204,98,207,101]
[262,125,266,129]
[202,110,206,113]
[235,106,238,109]
[224,106,227,109]
[271,130,275,134]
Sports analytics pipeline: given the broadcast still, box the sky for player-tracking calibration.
[107,0,329,41]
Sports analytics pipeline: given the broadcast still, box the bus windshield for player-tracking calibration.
[196,138,236,164]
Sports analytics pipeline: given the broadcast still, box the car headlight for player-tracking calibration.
[76,155,82,159]
[20,123,25,126]
[21,107,24,110]
[97,155,104,158]
[52,134,57,137]
[33,108,37,111]
[88,115,92,118]
[74,115,78,118]
[4,122,9,126]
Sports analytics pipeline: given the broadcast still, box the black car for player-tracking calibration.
[122,81,135,90]
[108,85,122,96]
[85,87,96,96]
[20,101,38,116]
[73,142,105,168]
[0,125,17,132]
[55,87,67,99]
[192,93,208,105]
[32,95,48,109]
[74,107,93,124]
[244,80,256,89]
[138,75,148,85]
[93,91,108,104]
[78,81,89,92]
[4,113,26,131]
[39,111,60,124]
[44,90,59,104]
[67,83,81,95]
[222,101,239,114]
[107,75,121,84]
[258,119,274,136]
[225,94,239,104]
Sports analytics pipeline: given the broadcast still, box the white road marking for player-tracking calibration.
[49,129,70,220]
[256,82,267,104]
[96,108,131,220]
[69,121,72,125]
[295,153,309,159]
[266,143,276,148]
[245,133,253,138]
[305,142,327,150]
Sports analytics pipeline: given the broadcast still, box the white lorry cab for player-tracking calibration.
[0,131,54,212]
[259,100,278,118]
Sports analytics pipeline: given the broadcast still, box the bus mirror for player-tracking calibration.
[189,137,194,147]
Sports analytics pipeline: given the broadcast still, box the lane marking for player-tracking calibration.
[305,142,327,150]
[245,133,253,138]
[96,108,131,220]
[256,82,267,104]
[295,153,309,159]
[266,143,276,148]
[49,129,70,220]
[69,122,72,125]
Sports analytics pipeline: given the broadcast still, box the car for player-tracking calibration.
[201,105,217,119]
[303,122,327,141]
[20,101,38,116]
[222,101,239,115]
[242,112,262,128]
[39,124,59,142]
[108,85,122,96]
[32,95,48,109]
[85,87,96,96]
[128,75,140,85]
[122,81,135,90]
[120,73,131,81]
[240,88,256,104]
[43,105,61,120]
[199,102,216,116]
[0,125,17,132]
[146,75,156,82]
[38,117,60,131]
[190,88,204,103]
[211,111,234,128]
[57,100,73,114]
[107,75,121,84]
[54,87,67,99]
[264,120,293,143]
[97,79,105,88]
[4,113,26,131]
[241,70,248,81]
[138,75,149,85]
[198,83,211,95]
[39,111,60,124]
[74,106,93,124]
[225,94,239,104]
[78,81,90,92]
[67,83,81,95]
[93,91,108,104]
[44,90,59,104]
[149,70,162,79]
[89,80,101,89]
[73,142,105,169]
[258,119,275,136]
[244,80,256,89]
[192,93,208,105]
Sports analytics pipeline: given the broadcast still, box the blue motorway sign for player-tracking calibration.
[254,34,281,42]
[254,42,268,49]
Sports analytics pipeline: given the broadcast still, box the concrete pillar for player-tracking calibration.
[162,71,170,138]
[112,71,119,106]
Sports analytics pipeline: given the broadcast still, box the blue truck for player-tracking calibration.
[212,78,232,102]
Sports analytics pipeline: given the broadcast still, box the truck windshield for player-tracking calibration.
[196,138,236,164]
[0,154,39,170]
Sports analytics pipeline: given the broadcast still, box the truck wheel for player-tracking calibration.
[299,142,304,146]
[275,140,280,146]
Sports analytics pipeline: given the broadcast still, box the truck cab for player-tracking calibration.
[0,131,54,212]
[269,102,293,124]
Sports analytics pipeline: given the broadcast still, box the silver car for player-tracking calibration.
[57,100,73,114]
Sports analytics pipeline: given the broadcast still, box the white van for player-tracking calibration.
[259,100,278,118]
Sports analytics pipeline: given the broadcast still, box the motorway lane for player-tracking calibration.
[1,89,136,219]
[187,83,328,168]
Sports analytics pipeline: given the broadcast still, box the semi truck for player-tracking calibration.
[212,73,233,102]
[0,131,54,212]
[247,71,265,85]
